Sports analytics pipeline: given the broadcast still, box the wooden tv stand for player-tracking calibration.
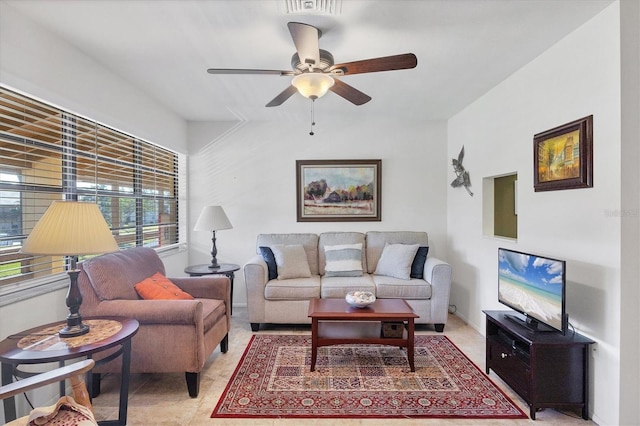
[483,310,594,420]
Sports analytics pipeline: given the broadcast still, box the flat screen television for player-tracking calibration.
[498,248,568,334]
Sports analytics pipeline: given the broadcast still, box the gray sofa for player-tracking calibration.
[243,231,452,332]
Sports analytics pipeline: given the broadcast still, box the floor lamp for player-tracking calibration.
[194,206,232,269]
[21,201,119,337]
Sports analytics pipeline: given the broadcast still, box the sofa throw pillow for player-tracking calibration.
[324,243,363,277]
[271,244,312,280]
[410,246,430,279]
[259,246,278,280]
[134,272,194,300]
[374,243,420,280]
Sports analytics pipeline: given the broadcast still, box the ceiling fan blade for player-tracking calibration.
[207,68,294,76]
[287,22,320,69]
[330,53,417,76]
[266,85,299,107]
[329,79,371,106]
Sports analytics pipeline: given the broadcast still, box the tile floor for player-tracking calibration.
[92,308,596,425]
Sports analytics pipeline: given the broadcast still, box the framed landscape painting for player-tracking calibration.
[296,159,381,222]
[533,115,593,192]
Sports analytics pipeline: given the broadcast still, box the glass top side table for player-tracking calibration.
[0,316,138,426]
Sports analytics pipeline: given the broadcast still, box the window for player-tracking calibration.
[0,87,179,287]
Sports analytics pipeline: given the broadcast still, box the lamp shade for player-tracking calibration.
[21,201,118,256]
[292,73,335,99]
[194,206,233,232]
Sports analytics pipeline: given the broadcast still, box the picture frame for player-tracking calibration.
[296,159,381,222]
[533,115,593,192]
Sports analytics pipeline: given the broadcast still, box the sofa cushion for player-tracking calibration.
[320,275,376,298]
[200,298,227,332]
[83,247,166,300]
[259,246,278,280]
[134,273,194,300]
[256,233,319,275]
[324,243,363,277]
[366,231,428,274]
[318,232,366,275]
[374,243,420,280]
[373,275,433,299]
[410,246,430,279]
[271,244,312,280]
[264,276,321,300]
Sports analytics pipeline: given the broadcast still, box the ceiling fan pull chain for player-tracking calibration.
[309,99,316,136]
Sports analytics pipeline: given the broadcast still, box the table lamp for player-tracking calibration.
[21,201,119,337]
[193,206,232,269]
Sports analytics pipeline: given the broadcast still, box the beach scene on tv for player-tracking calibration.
[498,249,564,331]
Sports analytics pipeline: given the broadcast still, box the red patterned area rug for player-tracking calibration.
[211,334,527,419]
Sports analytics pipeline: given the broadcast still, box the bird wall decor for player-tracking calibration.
[451,146,473,196]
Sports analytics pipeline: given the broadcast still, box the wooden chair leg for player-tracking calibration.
[185,372,200,398]
[70,372,93,414]
[220,334,229,353]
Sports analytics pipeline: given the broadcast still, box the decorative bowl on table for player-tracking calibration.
[345,291,376,308]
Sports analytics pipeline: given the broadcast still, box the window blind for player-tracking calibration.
[0,87,179,286]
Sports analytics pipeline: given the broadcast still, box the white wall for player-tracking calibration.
[187,118,449,306]
[447,3,621,425]
[0,3,187,152]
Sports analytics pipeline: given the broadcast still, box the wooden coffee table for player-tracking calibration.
[307,298,419,372]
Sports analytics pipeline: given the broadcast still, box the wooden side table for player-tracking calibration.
[184,263,240,315]
[0,317,138,426]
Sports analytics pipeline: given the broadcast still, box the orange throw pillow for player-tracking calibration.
[134,272,194,300]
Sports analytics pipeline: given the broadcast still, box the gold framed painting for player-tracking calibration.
[296,159,381,222]
[533,115,593,192]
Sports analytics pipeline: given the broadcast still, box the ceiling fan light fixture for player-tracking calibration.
[292,73,335,99]
[284,0,342,15]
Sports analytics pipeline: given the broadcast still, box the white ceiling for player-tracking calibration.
[5,0,614,123]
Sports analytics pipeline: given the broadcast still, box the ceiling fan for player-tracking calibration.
[207,22,418,108]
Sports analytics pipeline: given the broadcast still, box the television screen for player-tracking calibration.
[498,248,566,334]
